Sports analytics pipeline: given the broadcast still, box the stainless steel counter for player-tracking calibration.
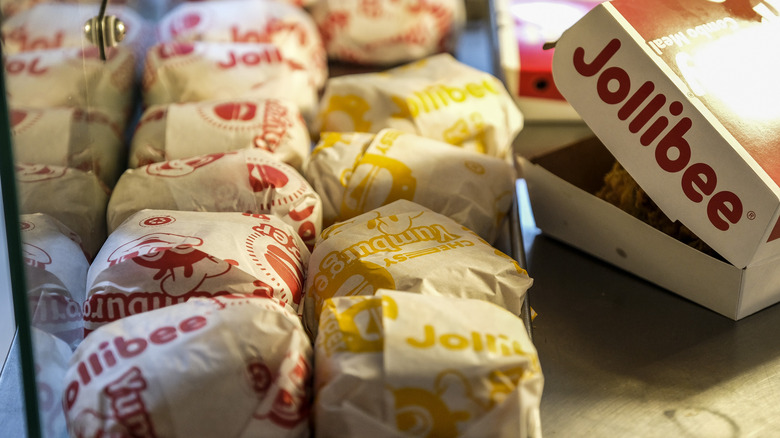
[516,180,780,437]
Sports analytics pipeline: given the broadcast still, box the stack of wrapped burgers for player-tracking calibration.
[4,1,544,437]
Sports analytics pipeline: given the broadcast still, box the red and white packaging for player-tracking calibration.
[32,327,73,438]
[63,295,312,438]
[108,149,323,249]
[316,53,523,160]
[142,41,318,123]
[11,107,125,188]
[304,129,515,243]
[5,46,136,131]
[1,3,153,65]
[309,0,466,66]
[15,163,108,262]
[21,213,89,349]
[157,0,327,89]
[85,209,310,332]
[520,0,780,319]
[129,98,311,171]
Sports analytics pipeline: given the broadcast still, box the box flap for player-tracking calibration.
[551,0,780,268]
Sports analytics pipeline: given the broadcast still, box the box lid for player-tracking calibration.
[503,0,601,120]
[551,0,780,268]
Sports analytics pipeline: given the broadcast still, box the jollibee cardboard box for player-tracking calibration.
[518,0,780,319]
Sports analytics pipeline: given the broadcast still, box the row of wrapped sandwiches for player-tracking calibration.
[4,0,544,437]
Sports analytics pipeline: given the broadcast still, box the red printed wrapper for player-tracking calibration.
[142,41,318,123]
[316,54,523,159]
[129,98,310,171]
[108,149,323,249]
[310,0,466,65]
[33,327,73,438]
[63,295,312,438]
[1,3,153,66]
[21,213,89,349]
[16,163,108,261]
[315,291,543,438]
[85,210,310,332]
[5,46,136,131]
[11,107,125,188]
[301,199,532,337]
[305,129,515,243]
[157,0,327,89]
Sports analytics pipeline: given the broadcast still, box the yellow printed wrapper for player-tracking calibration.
[315,53,523,159]
[314,290,543,438]
[300,199,532,337]
[305,129,515,242]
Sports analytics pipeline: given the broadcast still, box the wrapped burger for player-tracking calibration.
[310,0,466,66]
[300,199,532,337]
[21,213,89,348]
[1,3,152,65]
[128,98,310,171]
[142,41,318,123]
[11,106,125,188]
[108,149,323,249]
[315,53,523,158]
[305,129,515,242]
[157,0,327,89]
[15,163,109,261]
[5,46,136,130]
[314,290,543,437]
[84,209,309,332]
[64,295,312,438]
[32,327,73,438]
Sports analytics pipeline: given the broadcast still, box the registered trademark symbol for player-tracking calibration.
[747,211,756,220]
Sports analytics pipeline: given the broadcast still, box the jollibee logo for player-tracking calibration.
[106,233,232,296]
[145,153,227,177]
[572,38,743,231]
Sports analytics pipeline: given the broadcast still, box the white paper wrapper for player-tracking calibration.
[314,290,543,438]
[305,129,515,242]
[316,53,523,159]
[21,213,89,348]
[11,107,125,187]
[32,327,73,438]
[157,0,327,89]
[310,0,466,65]
[64,295,312,438]
[16,163,108,261]
[301,199,532,336]
[5,46,136,131]
[142,41,318,123]
[128,98,310,171]
[1,3,153,65]
[108,149,323,250]
[85,209,310,332]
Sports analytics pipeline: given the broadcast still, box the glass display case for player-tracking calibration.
[2,1,537,437]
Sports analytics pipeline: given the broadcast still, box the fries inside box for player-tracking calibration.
[518,0,780,319]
